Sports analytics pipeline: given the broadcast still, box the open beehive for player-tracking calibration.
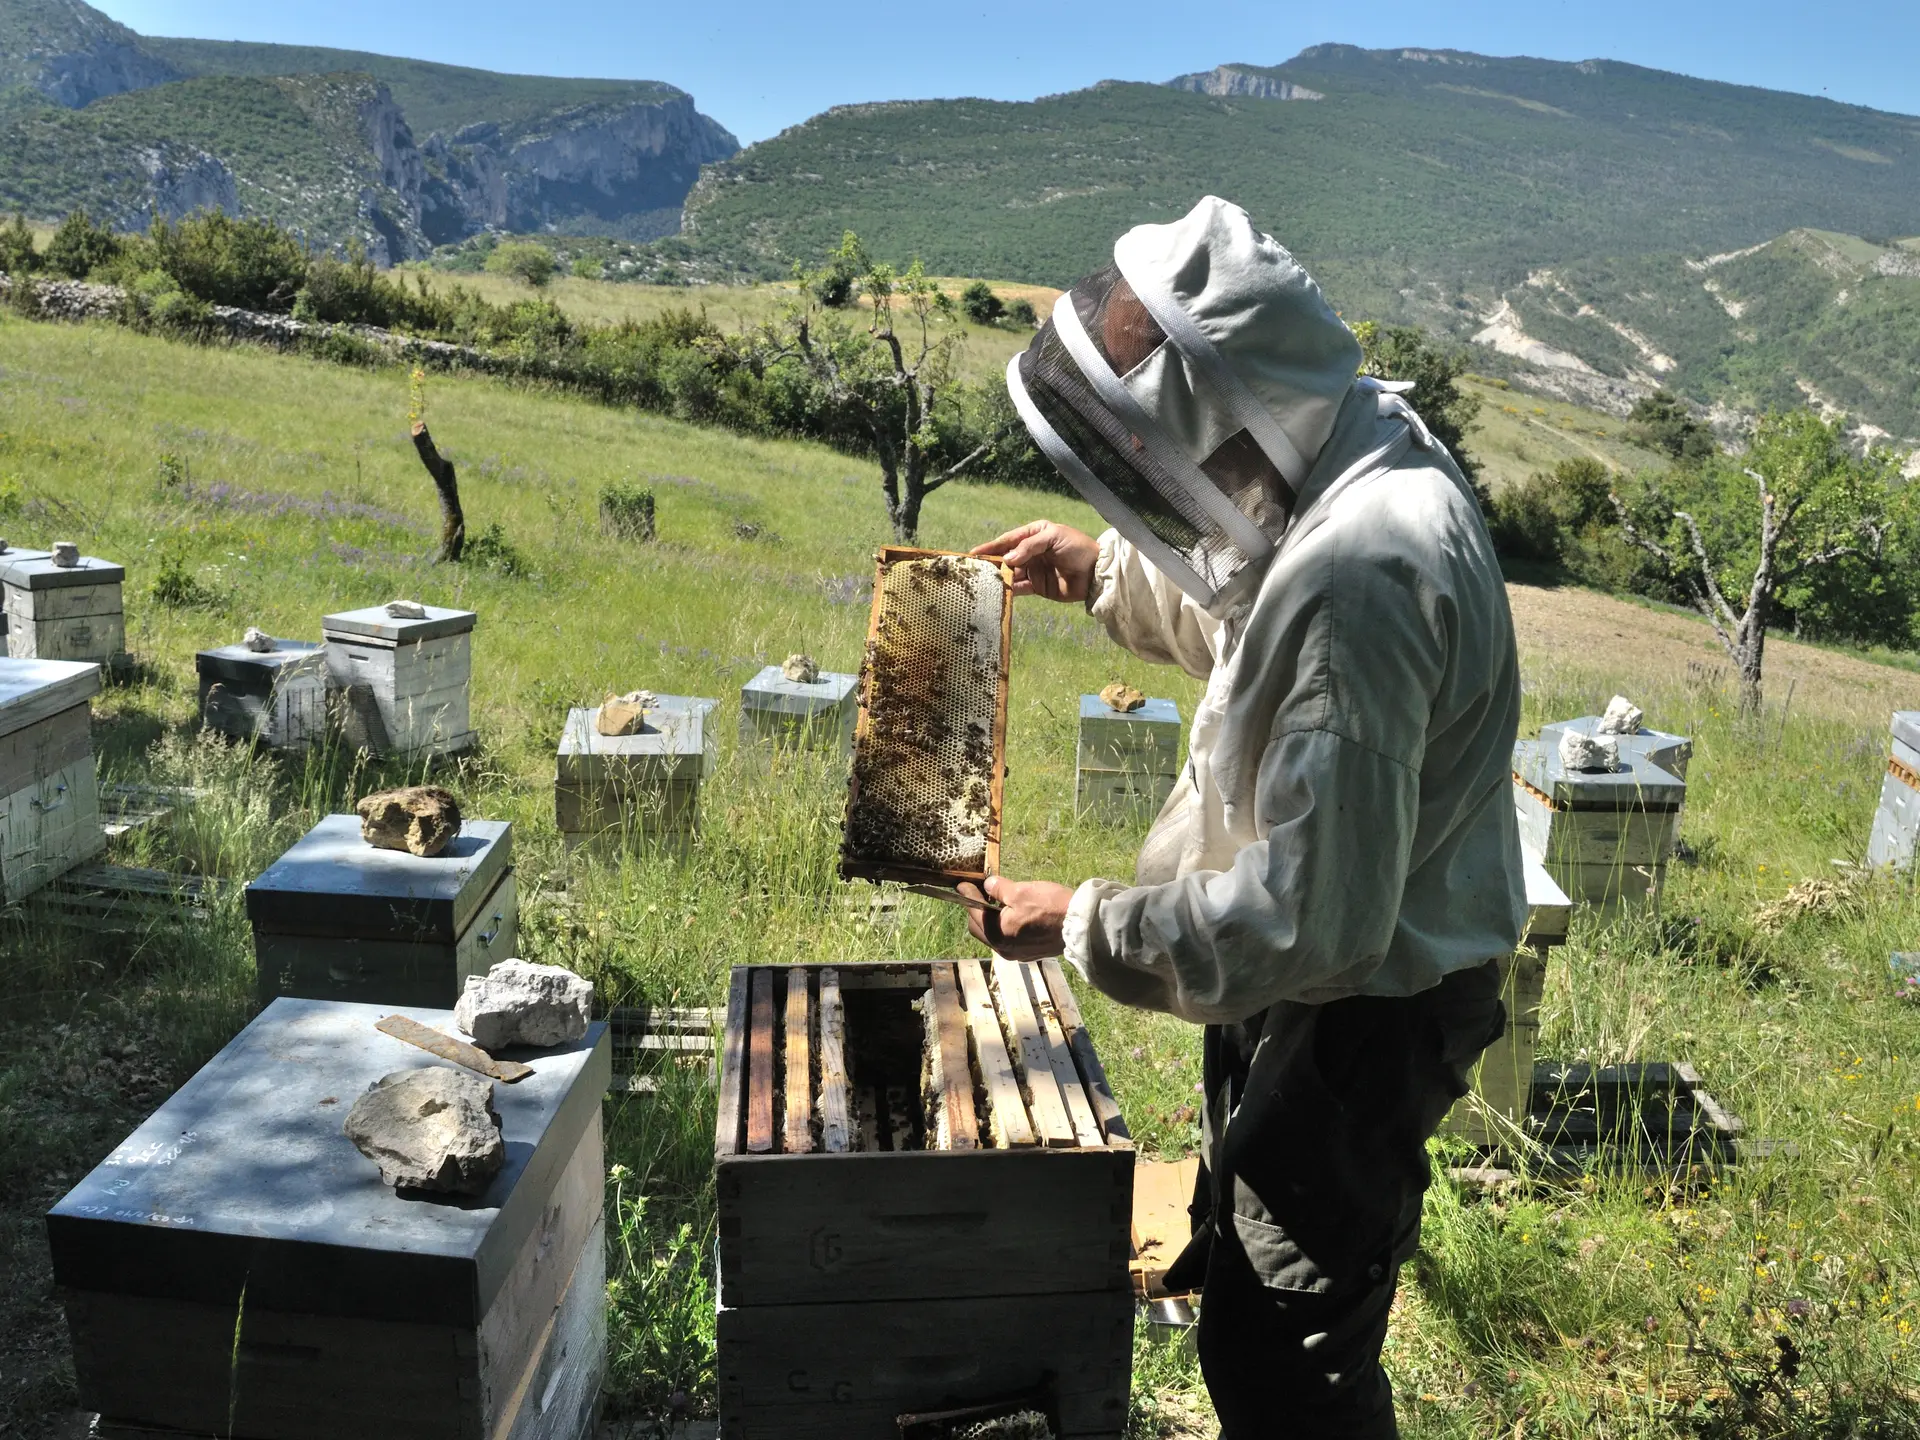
[714,959,1133,1438]
[841,549,1011,889]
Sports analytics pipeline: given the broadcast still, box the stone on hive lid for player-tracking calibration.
[455,959,592,1049]
[385,598,428,619]
[1098,681,1145,713]
[3,552,127,590]
[243,626,274,653]
[1596,695,1644,735]
[1558,730,1619,773]
[51,541,79,568]
[596,690,655,736]
[356,785,462,857]
[344,1066,505,1196]
[321,602,476,645]
[781,653,820,684]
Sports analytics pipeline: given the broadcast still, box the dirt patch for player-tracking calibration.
[1508,583,1920,723]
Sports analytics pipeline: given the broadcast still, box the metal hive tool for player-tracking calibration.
[841,547,1012,891]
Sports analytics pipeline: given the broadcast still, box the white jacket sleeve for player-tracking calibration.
[1064,526,1446,1022]
[1087,530,1221,681]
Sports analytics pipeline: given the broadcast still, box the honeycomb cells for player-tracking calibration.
[844,555,1006,876]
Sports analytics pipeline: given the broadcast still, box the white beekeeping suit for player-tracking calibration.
[1007,196,1525,1020]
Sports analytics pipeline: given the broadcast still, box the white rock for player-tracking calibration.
[782,653,820,684]
[1559,730,1620,773]
[51,541,80,568]
[385,598,428,619]
[1596,695,1645,735]
[455,959,593,1050]
[243,626,274,653]
[343,1067,504,1195]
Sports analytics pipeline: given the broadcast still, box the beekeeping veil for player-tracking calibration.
[1006,196,1363,615]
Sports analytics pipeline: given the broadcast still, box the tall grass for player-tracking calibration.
[3,312,1920,1436]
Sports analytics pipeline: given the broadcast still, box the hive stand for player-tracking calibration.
[50,998,610,1440]
[714,958,1134,1439]
[1441,859,1572,1147]
[1075,694,1182,822]
[245,814,516,1007]
[3,552,130,672]
[321,604,476,760]
[196,639,328,750]
[1513,738,1685,913]
[555,697,716,853]
[738,665,857,760]
[0,658,106,903]
[1867,712,1920,871]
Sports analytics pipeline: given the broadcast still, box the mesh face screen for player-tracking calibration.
[843,554,1008,879]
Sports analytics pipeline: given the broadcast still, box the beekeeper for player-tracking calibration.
[963,196,1525,1439]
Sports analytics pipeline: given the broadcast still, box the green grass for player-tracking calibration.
[4,311,1920,1436]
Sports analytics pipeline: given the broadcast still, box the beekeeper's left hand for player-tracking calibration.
[961,876,1074,960]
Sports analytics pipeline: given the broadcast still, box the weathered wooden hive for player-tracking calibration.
[714,958,1134,1439]
[49,997,610,1440]
[555,697,716,851]
[1513,738,1684,912]
[196,638,328,750]
[1075,694,1182,821]
[246,814,516,1007]
[1867,711,1920,871]
[0,545,49,644]
[0,657,105,902]
[739,665,858,757]
[1441,858,1572,1147]
[3,551,129,670]
[322,604,476,760]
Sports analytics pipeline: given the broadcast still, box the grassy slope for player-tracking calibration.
[141,35,683,139]
[680,50,1920,323]
[2,313,1919,1435]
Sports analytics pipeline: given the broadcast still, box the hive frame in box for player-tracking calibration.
[841,547,1013,893]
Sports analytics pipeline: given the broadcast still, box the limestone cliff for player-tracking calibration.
[0,0,181,109]
[1163,65,1323,101]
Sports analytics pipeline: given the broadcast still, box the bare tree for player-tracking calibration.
[1612,409,1900,713]
[766,233,1010,542]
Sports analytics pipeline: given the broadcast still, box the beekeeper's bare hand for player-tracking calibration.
[972,521,1099,603]
[960,877,1073,960]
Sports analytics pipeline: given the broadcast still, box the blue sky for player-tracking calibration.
[96,0,1919,145]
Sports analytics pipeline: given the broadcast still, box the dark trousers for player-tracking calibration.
[1163,960,1506,1440]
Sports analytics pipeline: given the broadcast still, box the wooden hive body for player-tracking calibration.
[1512,738,1684,914]
[3,553,129,669]
[196,639,328,750]
[1075,694,1182,821]
[0,657,105,902]
[245,815,516,1007]
[1867,711,1920,871]
[1441,858,1571,1147]
[714,959,1134,1439]
[739,666,858,758]
[0,547,49,643]
[322,605,476,760]
[554,698,716,851]
[49,998,609,1440]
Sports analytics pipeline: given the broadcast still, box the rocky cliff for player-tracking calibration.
[1163,65,1323,101]
[1,0,180,110]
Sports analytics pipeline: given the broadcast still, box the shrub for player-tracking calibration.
[462,521,530,577]
[42,209,122,280]
[0,214,39,276]
[960,280,1004,325]
[1489,457,1615,564]
[1354,320,1487,509]
[571,257,602,280]
[150,210,307,311]
[156,452,188,490]
[600,484,657,541]
[1627,389,1717,465]
[149,544,222,608]
[294,247,438,329]
[121,268,211,333]
[1005,297,1037,328]
[486,242,555,288]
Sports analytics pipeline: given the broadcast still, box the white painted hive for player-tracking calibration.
[322,604,476,760]
[0,657,105,902]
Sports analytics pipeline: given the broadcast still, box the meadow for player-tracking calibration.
[1,309,1918,1439]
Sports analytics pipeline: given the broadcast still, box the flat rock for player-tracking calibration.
[455,958,593,1049]
[343,1067,504,1195]
[781,653,820,684]
[1558,730,1620,773]
[1099,681,1146,713]
[597,690,654,736]
[356,785,462,856]
[1596,695,1645,735]
[243,626,274,653]
[385,599,428,619]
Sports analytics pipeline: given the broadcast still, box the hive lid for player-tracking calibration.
[1514,738,1685,811]
[1892,712,1920,756]
[4,554,125,590]
[1539,715,1691,774]
[558,698,717,778]
[321,604,476,644]
[196,639,326,682]
[245,814,513,941]
[0,548,52,582]
[47,998,609,1327]
[740,666,857,716]
[1079,693,1182,726]
[0,657,101,738]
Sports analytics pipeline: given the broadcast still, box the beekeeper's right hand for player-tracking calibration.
[972,521,1099,604]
